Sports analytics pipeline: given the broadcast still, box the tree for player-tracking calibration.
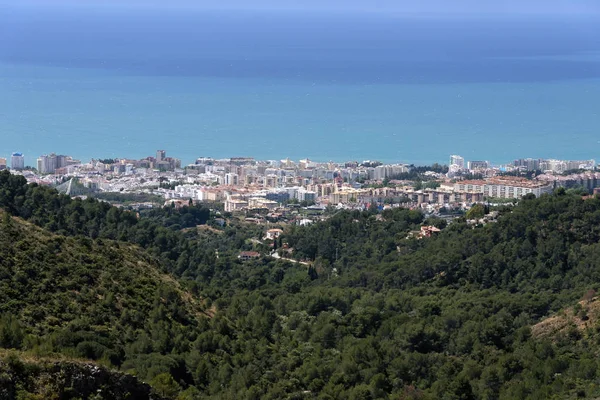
[2,212,12,229]
[150,373,181,398]
[0,314,24,349]
[480,368,502,400]
[308,265,319,280]
[177,386,202,400]
[466,204,486,220]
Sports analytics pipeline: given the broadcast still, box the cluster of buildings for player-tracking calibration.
[537,171,600,192]
[449,154,596,176]
[448,155,491,175]
[512,158,595,173]
[7,150,182,176]
[91,150,182,174]
[36,153,81,174]
[223,187,319,212]
[4,149,600,219]
[184,157,409,186]
[441,177,553,200]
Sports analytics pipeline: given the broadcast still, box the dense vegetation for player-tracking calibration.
[284,207,423,264]
[89,192,165,205]
[3,169,600,398]
[0,209,206,398]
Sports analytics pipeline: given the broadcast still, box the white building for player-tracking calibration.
[265,228,283,240]
[483,177,553,199]
[297,189,317,203]
[372,164,409,181]
[224,195,249,212]
[567,159,595,170]
[467,160,489,170]
[225,173,239,186]
[540,159,568,173]
[454,180,486,194]
[450,155,465,169]
[248,197,278,210]
[37,154,57,174]
[11,153,24,170]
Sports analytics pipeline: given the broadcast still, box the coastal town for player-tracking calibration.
[1,150,598,224]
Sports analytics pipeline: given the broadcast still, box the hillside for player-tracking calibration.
[0,211,207,334]
[4,170,600,398]
[0,211,206,398]
[532,294,600,340]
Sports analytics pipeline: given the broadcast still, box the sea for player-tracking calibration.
[1,6,599,166]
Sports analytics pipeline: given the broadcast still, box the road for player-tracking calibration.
[270,251,312,266]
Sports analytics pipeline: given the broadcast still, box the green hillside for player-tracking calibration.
[0,211,205,398]
[3,169,600,398]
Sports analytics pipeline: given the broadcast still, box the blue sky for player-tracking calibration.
[2,0,600,15]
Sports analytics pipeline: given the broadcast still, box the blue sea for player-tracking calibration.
[1,6,599,165]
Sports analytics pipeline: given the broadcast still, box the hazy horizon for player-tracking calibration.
[2,0,600,16]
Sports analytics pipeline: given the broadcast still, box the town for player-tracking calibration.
[1,150,598,224]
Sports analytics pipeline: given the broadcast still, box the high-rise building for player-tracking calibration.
[156,150,166,162]
[166,157,181,170]
[56,155,68,169]
[513,158,541,171]
[467,160,489,170]
[0,158,6,171]
[37,154,57,174]
[266,191,290,203]
[566,159,595,171]
[297,189,317,203]
[539,159,567,173]
[450,155,465,169]
[11,153,25,170]
[225,173,239,186]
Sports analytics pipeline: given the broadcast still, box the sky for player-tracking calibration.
[2,0,600,15]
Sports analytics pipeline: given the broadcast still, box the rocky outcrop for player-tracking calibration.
[0,354,169,400]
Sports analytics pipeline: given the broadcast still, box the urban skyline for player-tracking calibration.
[1,149,596,173]
[3,149,599,213]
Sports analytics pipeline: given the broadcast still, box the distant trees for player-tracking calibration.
[500,169,542,179]
[413,181,441,190]
[466,204,486,220]
[150,373,182,398]
[284,207,423,263]
[388,164,448,184]
[0,314,24,349]
[90,192,164,204]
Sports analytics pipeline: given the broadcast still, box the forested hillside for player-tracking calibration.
[3,169,600,399]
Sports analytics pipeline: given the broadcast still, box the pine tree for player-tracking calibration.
[2,211,12,232]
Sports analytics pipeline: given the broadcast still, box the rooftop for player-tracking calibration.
[456,180,487,186]
[487,177,551,188]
